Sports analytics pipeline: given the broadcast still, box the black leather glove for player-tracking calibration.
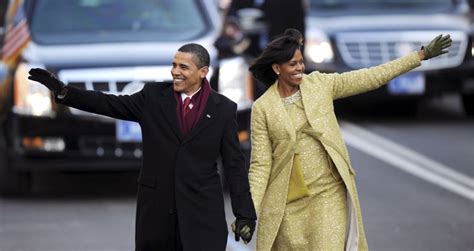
[28,68,65,93]
[421,34,452,60]
[231,218,256,244]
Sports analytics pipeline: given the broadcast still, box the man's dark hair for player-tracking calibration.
[249,29,303,86]
[178,43,210,69]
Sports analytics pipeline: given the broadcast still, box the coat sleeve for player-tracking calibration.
[248,102,273,216]
[56,84,146,122]
[308,51,422,100]
[220,102,257,220]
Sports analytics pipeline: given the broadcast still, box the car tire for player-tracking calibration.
[462,93,474,116]
[0,126,31,196]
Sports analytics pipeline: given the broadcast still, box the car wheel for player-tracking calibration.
[0,127,31,196]
[462,93,474,116]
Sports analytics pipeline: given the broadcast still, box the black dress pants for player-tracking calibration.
[136,212,183,251]
[175,214,183,251]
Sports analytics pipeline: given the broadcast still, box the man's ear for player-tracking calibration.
[199,66,209,79]
[272,64,280,75]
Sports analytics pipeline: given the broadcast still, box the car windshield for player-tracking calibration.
[29,0,209,44]
[309,0,453,15]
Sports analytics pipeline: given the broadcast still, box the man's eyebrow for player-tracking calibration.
[172,62,190,68]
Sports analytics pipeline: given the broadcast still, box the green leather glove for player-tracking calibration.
[421,34,452,60]
[28,68,66,93]
[231,218,256,244]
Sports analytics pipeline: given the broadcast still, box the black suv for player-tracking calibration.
[0,0,253,195]
[303,0,473,115]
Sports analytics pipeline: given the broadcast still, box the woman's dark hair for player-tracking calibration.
[249,29,303,86]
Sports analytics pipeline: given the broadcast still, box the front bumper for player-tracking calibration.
[7,113,142,171]
[8,109,252,171]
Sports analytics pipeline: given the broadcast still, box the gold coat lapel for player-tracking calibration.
[268,83,296,141]
[299,78,355,175]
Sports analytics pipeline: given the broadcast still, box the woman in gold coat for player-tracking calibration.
[248,29,451,251]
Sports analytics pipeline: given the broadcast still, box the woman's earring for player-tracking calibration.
[276,72,280,75]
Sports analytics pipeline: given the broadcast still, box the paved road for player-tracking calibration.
[1,95,473,251]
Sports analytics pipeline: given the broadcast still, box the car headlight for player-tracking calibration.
[218,57,253,111]
[13,63,54,117]
[305,30,334,63]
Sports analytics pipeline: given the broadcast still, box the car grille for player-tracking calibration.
[335,31,468,71]
[57,66,172,117]
[65,80,152,93]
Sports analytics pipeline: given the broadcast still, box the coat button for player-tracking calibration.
[169,209,176,214]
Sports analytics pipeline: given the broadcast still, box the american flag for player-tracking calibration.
[1,0,31,66]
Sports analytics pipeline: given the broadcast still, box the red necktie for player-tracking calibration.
[183,97,191,115]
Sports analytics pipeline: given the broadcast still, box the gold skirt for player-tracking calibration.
[272,154,348,251]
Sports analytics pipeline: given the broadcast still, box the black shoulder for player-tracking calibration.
[141,81,174,99]
[211,90,234,105]
[143,81,173,91]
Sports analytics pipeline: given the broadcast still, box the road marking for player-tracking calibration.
[341,121,474,201]
[342,121,474,188]
[226,235,252,251]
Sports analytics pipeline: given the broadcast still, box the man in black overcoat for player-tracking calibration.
[28,43,257,251]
